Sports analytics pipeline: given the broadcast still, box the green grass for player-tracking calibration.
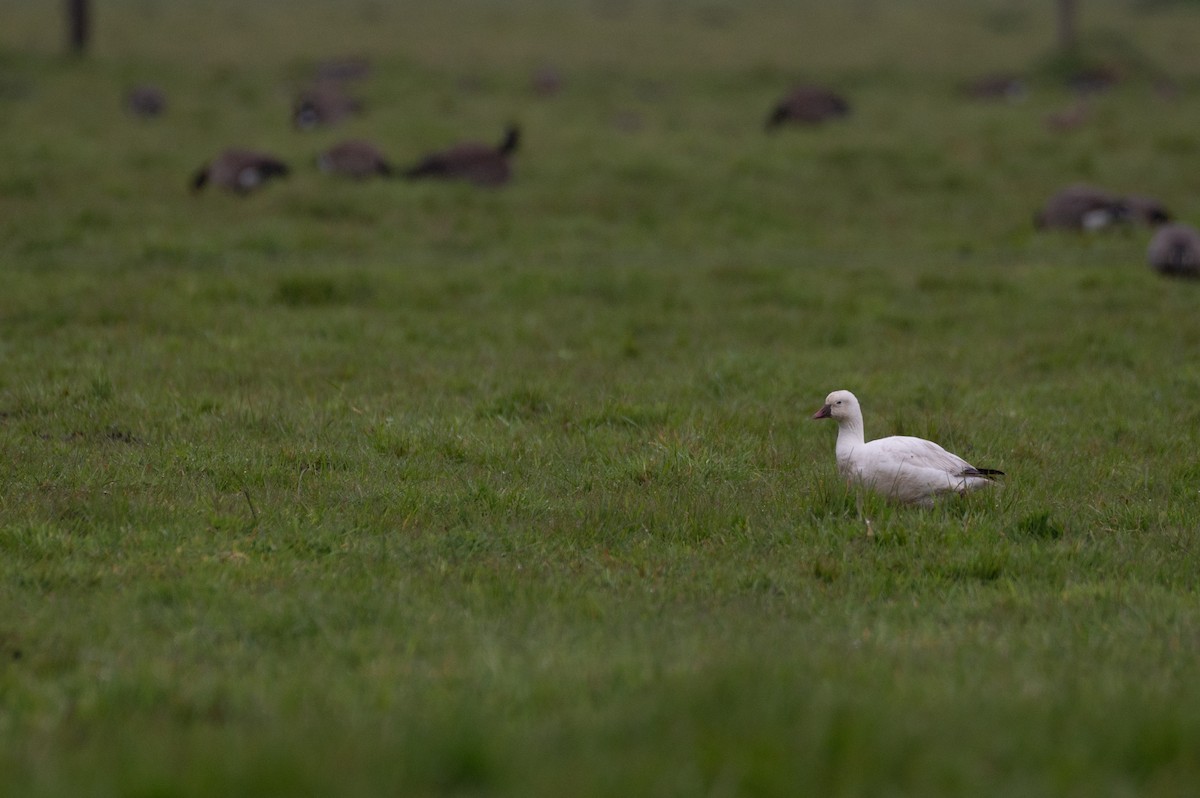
[3,1,1200,795]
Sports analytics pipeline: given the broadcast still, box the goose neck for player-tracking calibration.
[836,415,866,448]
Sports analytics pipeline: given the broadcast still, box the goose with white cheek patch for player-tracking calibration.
[812,390,1003,507]
[402,125,520,188]
[191,149,289,195]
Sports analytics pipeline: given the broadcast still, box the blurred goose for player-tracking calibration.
[1068,65,1119,95]
[292,83,362,130]
[317,139,392,179]
[960,73,1026,102]
[1034,184,1127,231]
[765,85,850,129]
[1147,223,1200,278]
[191,149,289,194]
[124,84,166,118]
[812,390,1003,507]
[403,125,519,187]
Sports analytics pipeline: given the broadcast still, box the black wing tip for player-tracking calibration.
[963,467,1005,479]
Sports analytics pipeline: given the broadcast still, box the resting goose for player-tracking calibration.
[960,74,1026,102]
[124,84,166,118]
[1034,184,1127,231]
[765,85,850,129]
[812,390,1003,507]
[1068,65,1119,95]
[191,149,289,194]
[1034,185,1171,231]
[402,125,519,187]
[1147,223,1200,278]
[316,139,392,179]
[292,83,362,130]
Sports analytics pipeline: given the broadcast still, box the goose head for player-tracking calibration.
[812,390,858,421]
[498,125,521,156]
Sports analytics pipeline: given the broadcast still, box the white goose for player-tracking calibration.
[812,390,1003,507]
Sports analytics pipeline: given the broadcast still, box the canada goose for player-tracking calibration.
[1068,65,1119,94]
[292,83,362,130]
[960,74,1026,102]
[403,125,519,187]
[124,84,166,118]
[1147,223,1200,278]
[191,149,289,194]
[1034,184,1128,231]
[765,85,850,129]
[316,139,392,179]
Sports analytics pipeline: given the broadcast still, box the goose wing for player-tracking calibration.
[865,435,977,477]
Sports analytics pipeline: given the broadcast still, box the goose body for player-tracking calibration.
[1147,223,1200,278]
[317,139,392,179]
[766,85,850,129]
[293,83,362,130]
[960,74,1026,102]
[1034,184,1170,231]
[403,125,519,187]
[124,84,166,118]
[812,390,1003,507]
[1068,66,1119,94]
[191,149,289,194]
[1034,184,1126,231]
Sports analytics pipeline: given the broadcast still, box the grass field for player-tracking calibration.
[3,1,1200,795]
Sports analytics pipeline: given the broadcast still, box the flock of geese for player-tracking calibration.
[1033,183,1200,278]
[117,60,1200,508]
[122,59,1200,283]
[126,58,523,194]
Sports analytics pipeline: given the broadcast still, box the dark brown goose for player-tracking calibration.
[124,84,166,118]
[316,139,392,179]
[1034,184,1128,231]
[403,126,519,187]
[191,149,290,194]
[765,85,850,129]
[1147,223,1200,278]
[1068,65,1119,95]
[292,83,362,130]
[960,74,1026,102]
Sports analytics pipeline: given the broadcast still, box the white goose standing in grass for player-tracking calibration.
[812,390,1003,507]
